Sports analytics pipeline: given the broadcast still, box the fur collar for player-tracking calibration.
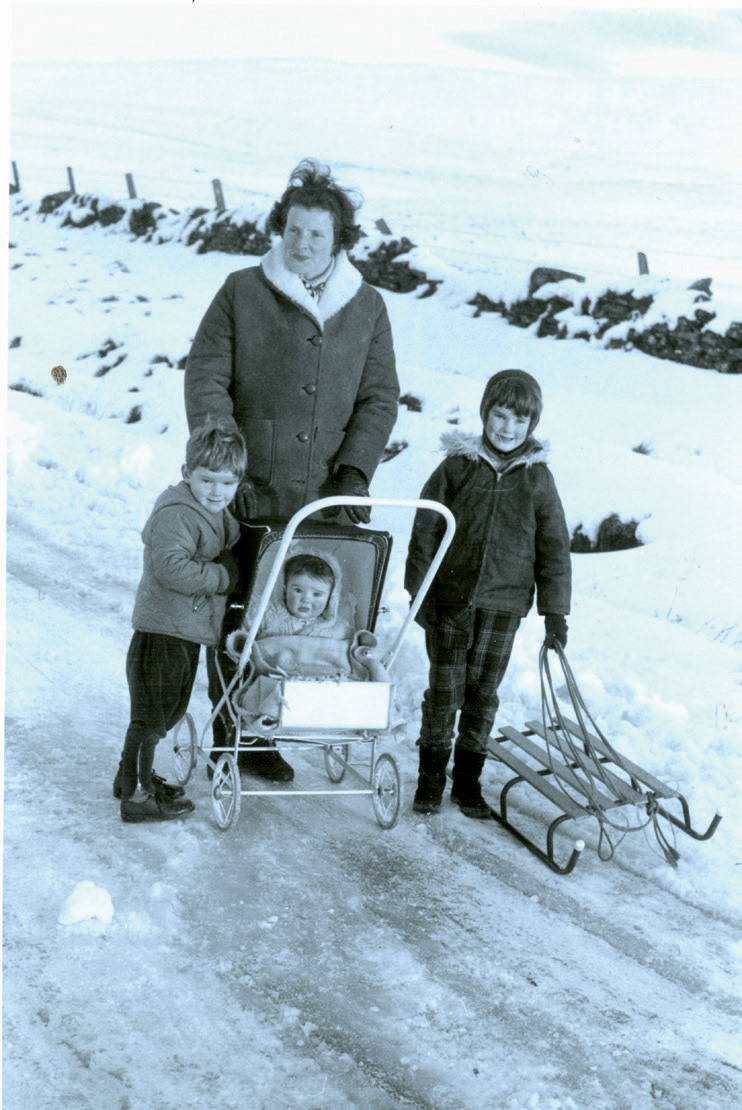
[439,428,549,471]
[261,243,363,331]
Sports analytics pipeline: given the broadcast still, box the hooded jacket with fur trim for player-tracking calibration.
[405,429,571,623]
[131,481,241,646]
[184,245,399,518]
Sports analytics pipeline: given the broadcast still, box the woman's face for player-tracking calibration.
[281,205,336,279]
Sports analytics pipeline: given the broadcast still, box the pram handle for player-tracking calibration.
[235,495,456,677]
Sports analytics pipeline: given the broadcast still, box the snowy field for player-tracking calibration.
[5,7,742,1109]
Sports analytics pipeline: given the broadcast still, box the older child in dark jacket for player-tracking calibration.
[405,369,571,818]
[113,421,246,823]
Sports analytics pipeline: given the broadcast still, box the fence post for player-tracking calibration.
[125,173,137,199]
[66,166,76,193]
[212,178,226,212]
[10,160,20,194]
[637,251,649,275]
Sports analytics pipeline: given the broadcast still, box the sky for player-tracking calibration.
[9,0,742,73]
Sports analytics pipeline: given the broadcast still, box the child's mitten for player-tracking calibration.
[544,613,568,649]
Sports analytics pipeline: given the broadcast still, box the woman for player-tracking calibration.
[185,157,399,524]
[185,158,399,781]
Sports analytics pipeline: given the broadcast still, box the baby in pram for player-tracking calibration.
[259,552,354,641]
[225,549,388,732]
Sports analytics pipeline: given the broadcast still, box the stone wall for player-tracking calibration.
[29,190,742,374]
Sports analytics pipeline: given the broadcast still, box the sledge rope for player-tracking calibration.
[539,641,679,866]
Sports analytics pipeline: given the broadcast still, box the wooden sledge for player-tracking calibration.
[485,647,723,874]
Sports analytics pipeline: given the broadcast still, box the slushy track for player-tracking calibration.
[5,516,742,1110]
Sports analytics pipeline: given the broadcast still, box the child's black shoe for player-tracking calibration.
[121,791,195,823]
[113,766,185,801]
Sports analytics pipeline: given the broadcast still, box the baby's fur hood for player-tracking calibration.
[439,428,550,469]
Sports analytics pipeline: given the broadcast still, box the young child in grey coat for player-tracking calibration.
[113,421,247,823]
[405,369,572,818]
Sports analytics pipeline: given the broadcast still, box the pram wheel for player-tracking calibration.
[211,754,241,830]
[371,752,401,829]
[323,744,350,783]
[170,713,197,786]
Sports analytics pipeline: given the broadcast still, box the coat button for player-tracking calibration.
[303,382,317,395]
[308,335,322,346]
[297,432,309,443]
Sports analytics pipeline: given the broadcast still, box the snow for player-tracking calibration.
[5,14,742,1110]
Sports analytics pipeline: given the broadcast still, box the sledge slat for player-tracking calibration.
[525,717,677,799]
[497,726,617,811]
[487,734,589,819]
[525,721,646,805]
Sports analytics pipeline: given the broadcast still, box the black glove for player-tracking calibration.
[544,614,568,650]
[232,478,258,522]
[216,550,240,595]
[330,465,371,524]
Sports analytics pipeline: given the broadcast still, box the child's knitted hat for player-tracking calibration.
[480,369,543,432]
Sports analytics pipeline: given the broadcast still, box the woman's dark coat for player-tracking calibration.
[405,430,572,625]
[184,245,399,518]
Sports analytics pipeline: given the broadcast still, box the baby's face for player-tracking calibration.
[285,573,332,620]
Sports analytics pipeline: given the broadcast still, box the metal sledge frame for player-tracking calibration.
[485,715,723,875]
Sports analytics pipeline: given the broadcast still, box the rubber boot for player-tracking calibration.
[450,748,491,819]
[412,746,451,814]
[238,736,295,783]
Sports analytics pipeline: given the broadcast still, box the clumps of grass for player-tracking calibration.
[381,440,408,462]
[571,513,643,553]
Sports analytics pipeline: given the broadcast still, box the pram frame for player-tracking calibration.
[171,495,456,830]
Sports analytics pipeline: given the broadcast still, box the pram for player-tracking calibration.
[169,495,455,830]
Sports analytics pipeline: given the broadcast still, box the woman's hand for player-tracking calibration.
[333,465,371,523]
[232,478,259,521]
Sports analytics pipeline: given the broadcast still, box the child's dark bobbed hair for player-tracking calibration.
[480,369,543,433]
[266,158,363,253]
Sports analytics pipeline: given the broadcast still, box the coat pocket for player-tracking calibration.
[241,418,276,484]
[314,426,347,471]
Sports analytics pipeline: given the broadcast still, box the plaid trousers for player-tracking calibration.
[418,608,521,755]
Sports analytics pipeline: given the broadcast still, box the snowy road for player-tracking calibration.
[5,520,741,1110]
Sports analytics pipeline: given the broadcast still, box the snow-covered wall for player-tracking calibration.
[22,191,742,376]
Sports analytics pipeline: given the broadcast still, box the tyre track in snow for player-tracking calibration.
[174,774,742,1109]
[6,521,742,1109]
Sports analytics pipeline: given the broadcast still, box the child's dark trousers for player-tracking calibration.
[418,608,521,756]
[120,631,201,798]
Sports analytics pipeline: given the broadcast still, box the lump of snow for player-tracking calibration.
[58,880,114,926]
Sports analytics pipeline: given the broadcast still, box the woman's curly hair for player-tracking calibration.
[267,158,363,252]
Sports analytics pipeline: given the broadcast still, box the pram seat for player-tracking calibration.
[222,518,394,735]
